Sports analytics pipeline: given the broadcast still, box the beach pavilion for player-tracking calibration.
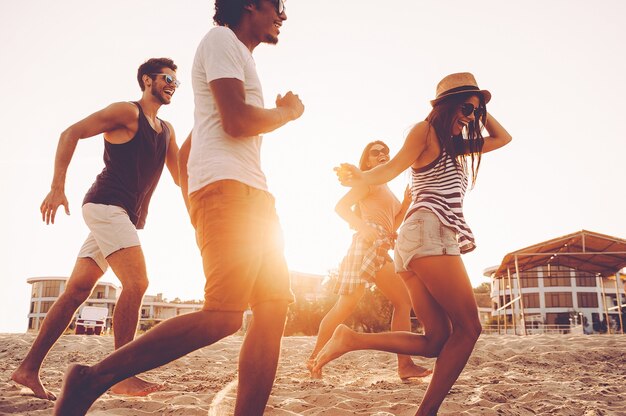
[487,230,626,335]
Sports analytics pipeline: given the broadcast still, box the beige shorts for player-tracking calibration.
[78,203,141,272]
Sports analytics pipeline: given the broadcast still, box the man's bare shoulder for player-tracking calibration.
[162,119,174,132]
[97,102,140,143]
[103,101,140,121]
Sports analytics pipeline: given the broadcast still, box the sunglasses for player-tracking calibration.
[150,73,181,88]
[460,103,485,118]
[271,0,286,14]
[369,147,389,157]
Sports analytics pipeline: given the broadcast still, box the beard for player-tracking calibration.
[264,34,279,45]
[150,84,170,105]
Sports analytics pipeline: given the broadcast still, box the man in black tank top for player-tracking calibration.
[11,58,181,400]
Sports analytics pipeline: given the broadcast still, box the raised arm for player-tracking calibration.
[210,78,304,138]
[481,113,512,153]
[335,186,378,243]
[41,102,138,224]
[164,121,180,186]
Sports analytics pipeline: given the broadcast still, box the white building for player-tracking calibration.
[26,271,327,333]
[26,277,201,333]
[485,230,626,334]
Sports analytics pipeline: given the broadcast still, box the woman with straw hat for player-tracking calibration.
[313,72,512,415]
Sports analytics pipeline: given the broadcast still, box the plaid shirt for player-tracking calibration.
[333,222,396,295]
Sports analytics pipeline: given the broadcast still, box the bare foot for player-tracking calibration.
[306,358,322,379]
[311,324,355,374]
[398,362,432,382]
[11,366,56,400]
[54,364,106,416]
[110,375,163,396]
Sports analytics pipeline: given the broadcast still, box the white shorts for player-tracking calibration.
[77,203,141,272]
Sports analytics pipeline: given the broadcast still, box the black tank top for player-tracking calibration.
[83,102,169,229]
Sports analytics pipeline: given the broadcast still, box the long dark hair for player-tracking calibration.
[358,140,389,171]
[426,92,486,187]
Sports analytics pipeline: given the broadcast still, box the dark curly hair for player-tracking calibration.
[137,58,177,91]
[214,0,260,27]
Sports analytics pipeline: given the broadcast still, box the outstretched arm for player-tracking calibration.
[481,113,512,153]
[210,78,304,138]
[336,121,430,188]
[41,102,138,224]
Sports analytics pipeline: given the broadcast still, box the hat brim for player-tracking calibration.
[430,89,492,107]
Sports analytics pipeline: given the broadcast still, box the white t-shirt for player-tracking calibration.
[188,26,267,194]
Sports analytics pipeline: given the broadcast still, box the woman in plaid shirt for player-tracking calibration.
[307,140,431,381]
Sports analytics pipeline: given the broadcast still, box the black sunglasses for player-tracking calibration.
[369,147,389,157]
[150,73,181,88]
[460,103,485,118]
[271,0,285,14]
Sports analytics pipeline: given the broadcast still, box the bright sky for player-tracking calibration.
[1,0,625,333]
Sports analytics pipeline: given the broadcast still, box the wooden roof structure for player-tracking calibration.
[493,230,626,279]
[490,230,626,335]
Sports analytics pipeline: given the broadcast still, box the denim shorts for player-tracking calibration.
[394,209,461,272]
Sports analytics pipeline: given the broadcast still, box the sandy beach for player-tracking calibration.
[2,333,625,415]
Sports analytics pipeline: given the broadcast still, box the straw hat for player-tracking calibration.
[430,72,491,106]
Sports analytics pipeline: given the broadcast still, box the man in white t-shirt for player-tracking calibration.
[53,1,304,415]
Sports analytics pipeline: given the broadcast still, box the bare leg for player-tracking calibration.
[11,258,103,400]
[107,247,148,349]
[313,256,481,415]
[312,276,451,370]
[374,262,431,380]
[307,285,364,377]
[103,246,159,396]
[53,308,243,416]
[408,256,482,416]
[234,300,289,416]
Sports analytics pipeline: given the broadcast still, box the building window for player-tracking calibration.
[30,302,36,313]
[520,277,538,288]
[41,281,61,297]
[543,276,572,287]
[542,265,573,287]
[517,269,540,288]
[575,275,597,287]
[29,318,35,330]
[40,301,54,314]
[577,292,599,308]
[545,292,573,308]
[522,293,540,308]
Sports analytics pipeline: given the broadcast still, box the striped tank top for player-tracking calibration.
[405,147,476,254]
